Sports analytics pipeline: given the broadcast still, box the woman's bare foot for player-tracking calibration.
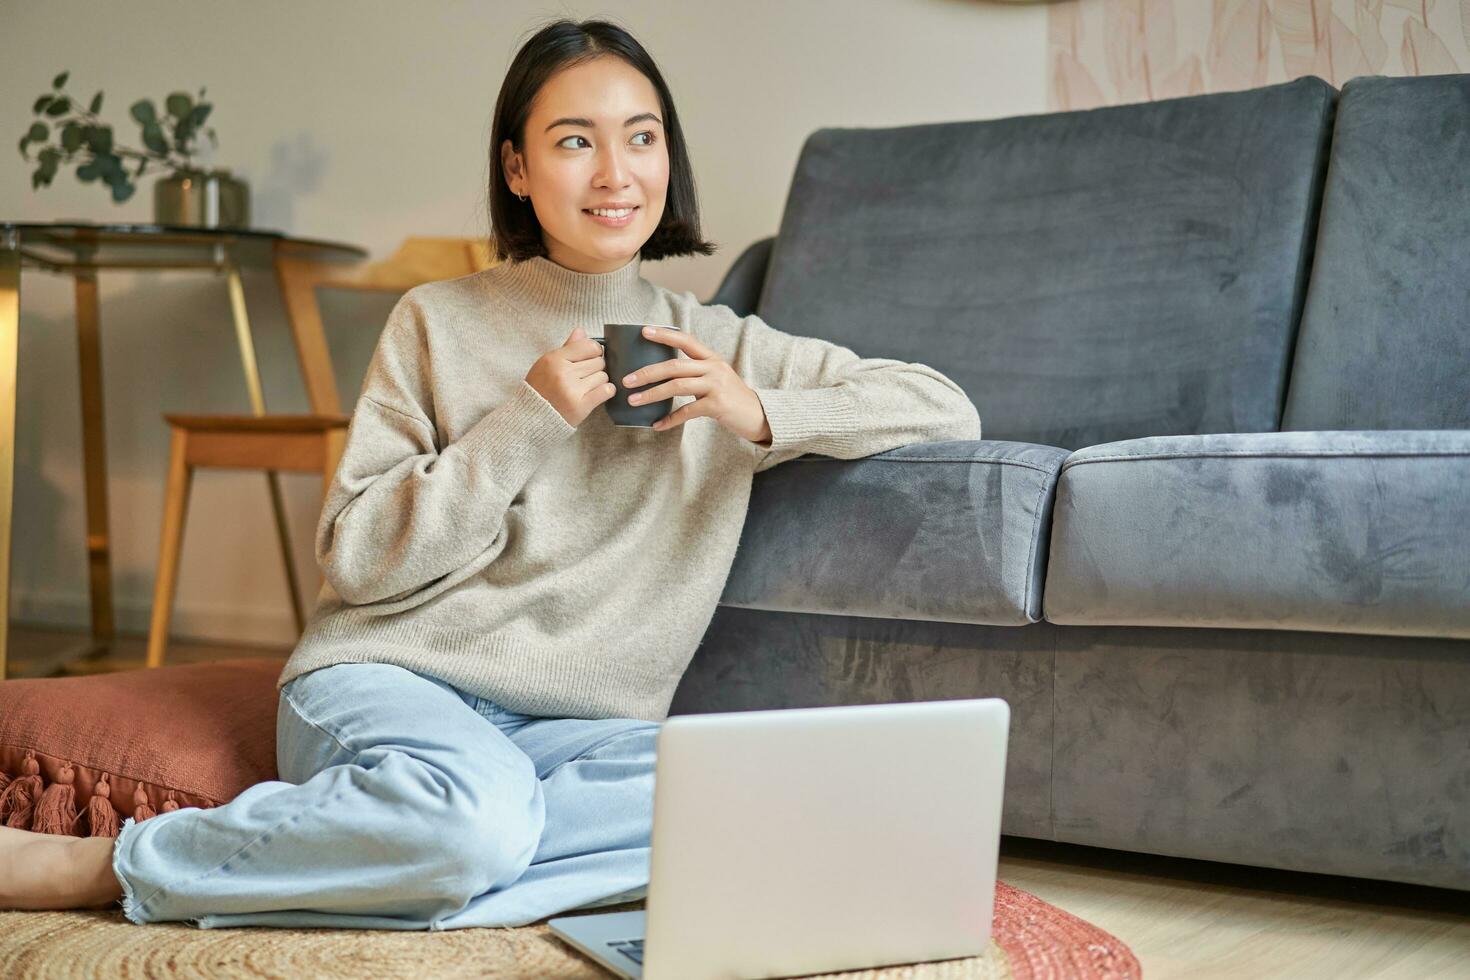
[0,825,123,910]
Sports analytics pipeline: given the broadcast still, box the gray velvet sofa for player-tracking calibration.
[667,73,1470,891]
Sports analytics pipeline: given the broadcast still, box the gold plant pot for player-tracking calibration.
[153,168,250,228]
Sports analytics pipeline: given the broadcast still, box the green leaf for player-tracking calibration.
[31,154,58,188]
[189,104,211,127]
[33,94,53,114]
[95,152,124,179]
[130,99,156,123]
[165,92,193,118]
[141,122,167,155]
[90,125,112,154]
[44,96,71,117]
[18,135,31,158]
[90,91,103,114]
[27,121,48,142]
[142,121,168,154]
[110,179,136,203]
[76,159,99,182]
[61,122,82,152]
[135,157,148,177]
[53,70,69,89]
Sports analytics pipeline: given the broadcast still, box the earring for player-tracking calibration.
[518,193,527,202]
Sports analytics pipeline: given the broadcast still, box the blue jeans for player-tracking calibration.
[109,662,660,929]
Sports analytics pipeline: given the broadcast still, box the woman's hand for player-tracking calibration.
[525,327,616,427]
[623,326,772,445]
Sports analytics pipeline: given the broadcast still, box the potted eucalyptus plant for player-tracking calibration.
[17,70,250,228]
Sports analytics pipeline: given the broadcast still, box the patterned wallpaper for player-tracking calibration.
[1048,0,1470,110]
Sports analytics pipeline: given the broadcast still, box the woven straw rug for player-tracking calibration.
[0,882,1139,979]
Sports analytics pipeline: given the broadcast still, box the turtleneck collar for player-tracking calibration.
[491,253,658,328]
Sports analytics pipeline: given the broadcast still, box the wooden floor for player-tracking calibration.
[998,840,1470,979]
[4,623,289,679]
[7,625,1469,978]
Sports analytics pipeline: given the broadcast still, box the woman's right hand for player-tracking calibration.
[525,326,616,426]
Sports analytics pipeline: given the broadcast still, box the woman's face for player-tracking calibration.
[502,57,670,274]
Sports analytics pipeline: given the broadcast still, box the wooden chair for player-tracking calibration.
[145,236,498,668]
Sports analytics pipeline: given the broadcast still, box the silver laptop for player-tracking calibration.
[548,697,1010,979]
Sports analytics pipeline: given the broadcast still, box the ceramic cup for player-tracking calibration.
[594,323,684,427]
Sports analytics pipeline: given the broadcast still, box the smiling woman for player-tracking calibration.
[0,13,981,936]
[488,20,716,272]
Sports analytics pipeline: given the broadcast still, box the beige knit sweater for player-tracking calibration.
[276,253,981,720]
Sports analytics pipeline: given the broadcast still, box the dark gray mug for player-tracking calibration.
[594,323,683,427]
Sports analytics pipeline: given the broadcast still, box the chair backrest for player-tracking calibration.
[274,236,498,416]
[754,77,1336,451]
[1282,74,1470,432]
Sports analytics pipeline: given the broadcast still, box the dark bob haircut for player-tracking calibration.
[488,18,716,263]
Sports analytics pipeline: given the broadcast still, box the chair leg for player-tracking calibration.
[265,470,305,634]
[324,427,346,491]
[147,428,193,669]
[317,428,347,602]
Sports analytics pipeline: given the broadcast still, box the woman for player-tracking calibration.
[0,18,979,928]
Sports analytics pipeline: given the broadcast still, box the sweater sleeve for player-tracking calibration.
[315,292,576,605]
[695,302,982,473]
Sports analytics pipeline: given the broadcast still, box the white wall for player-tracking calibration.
[0,0,1046,647]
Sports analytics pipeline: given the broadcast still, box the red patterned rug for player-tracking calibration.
[991,880,1141,979]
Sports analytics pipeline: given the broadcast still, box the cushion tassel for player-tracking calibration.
[132,783,157,822]
[161,791,179,813]
[2,750,45,830]
[86,773,120,838]
[0,770,12,821]
[31,761,82,836]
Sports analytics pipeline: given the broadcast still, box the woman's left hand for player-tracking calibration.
[621,326,772,445]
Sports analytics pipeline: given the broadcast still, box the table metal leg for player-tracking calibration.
[1,249,110,679]
[0,249,18,679]
[74,266,115,655]
[225,265,305,633]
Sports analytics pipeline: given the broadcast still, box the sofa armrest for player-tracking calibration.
[708,236,775,316]
[720,439,1069,625]
[1044,430,1470,638]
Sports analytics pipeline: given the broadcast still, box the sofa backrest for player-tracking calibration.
[755,77,1336,451]
[1282,74,1470,432]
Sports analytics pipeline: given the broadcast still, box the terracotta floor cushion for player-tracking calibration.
[0,658,281,837]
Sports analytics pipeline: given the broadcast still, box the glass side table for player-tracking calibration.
[0,221,368,679]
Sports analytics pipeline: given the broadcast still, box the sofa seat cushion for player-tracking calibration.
[720,440,1069,626]
[1043,431,1470,639]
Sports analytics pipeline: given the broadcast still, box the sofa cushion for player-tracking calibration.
[756,77,1336,450]
[1042,431,1470,639]
[720,440,1069,626]
[1283,74,1470,431]
[0,658,281,835]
